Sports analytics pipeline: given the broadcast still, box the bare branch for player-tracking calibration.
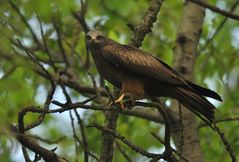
[73,0,91,69]
[121,107,164,124]
[8,1,41,46]
[10,125,69,162]
[16,39,54,85]
[74,110,89,162]
[24,84,56,131]
[69,110,81,162]
[53,21,69,69]
[199,116,239,128]
[187,0,239,21]
[89,123,160,159]
[22,146,32,162]
[130,0,164,47]
[151,132,190,162]
[115,141,133,162]
[37,15,58,72]
[31,135,66,145]
[69,110,99,162]
[72,2,89,33]
[213,123,237,162]
[136,101,173,161]
[197,0,239,56]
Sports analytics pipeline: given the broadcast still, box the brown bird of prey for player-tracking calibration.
[86,30,222,124]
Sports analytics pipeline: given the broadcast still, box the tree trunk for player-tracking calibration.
[171,1,206,162]
[99,109,119,162]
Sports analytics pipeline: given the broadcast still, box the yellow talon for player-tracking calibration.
[114,94,125,103]
[110,93,125,109]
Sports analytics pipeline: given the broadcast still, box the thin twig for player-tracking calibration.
[53,21,69,69]
[0,66,18,80]
[151,132,190,162]
[69,110,81,162]
[138,101,173,161]
[31,135,66,144]
[199,116,239,128]
[88,123,160,159]
[8,1,41,46]
[37,15,58,72]
[178,102,184,159]
[69,110,99,162]
[22,146,32,162]
[197,0,239,56]
[74,109,89,162]
[52,100,115,112]
[24,84,56,131]
[187,0,239,21]
[16,39,54,85]
[88,71,97,90]
[79,0,91,69]
[213,123,237,162]
[115,141,133,162]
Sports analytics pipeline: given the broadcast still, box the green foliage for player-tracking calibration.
[0,0,239,161]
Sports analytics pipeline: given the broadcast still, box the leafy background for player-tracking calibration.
[0,0,239,161]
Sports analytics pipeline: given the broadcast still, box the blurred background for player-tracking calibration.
[0,0,239,161]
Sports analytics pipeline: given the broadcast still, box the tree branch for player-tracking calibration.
[134,102,173,161]
[115,141,133,162]
[10,125,68,162]
[151,132,190,162]
[89,123,160,159]
[8,1,41,46]
[130,0,164,47]
[199,116,239,128]
[53,21,69,69]
[213,123,236,162]
[197,0,239,57]
[121,107,164,124]
[187,0,239,21]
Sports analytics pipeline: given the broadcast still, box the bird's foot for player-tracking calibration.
[122,98,135,109]
[109,94,125,109]
[109,94,135,109]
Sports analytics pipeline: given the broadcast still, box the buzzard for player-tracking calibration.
[86,30,222,123]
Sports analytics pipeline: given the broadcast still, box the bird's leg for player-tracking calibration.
[114,93,125,103]
[109,93,125,109]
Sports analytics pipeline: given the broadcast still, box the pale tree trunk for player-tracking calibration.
[171,1,206,162]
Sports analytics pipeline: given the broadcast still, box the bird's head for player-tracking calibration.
[86,30,107,47]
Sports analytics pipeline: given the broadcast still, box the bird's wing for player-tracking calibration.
[102,44,187,85]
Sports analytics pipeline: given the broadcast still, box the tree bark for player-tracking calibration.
[171,1,206,162]
[99,109,119,162]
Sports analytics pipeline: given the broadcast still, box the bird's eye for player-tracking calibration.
[86,35,91,40]
[96,35,104,40]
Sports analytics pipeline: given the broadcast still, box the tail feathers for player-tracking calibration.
[186,81,222,101]
[175,87,216,126]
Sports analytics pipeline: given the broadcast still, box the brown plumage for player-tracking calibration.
[86,30,222,124]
